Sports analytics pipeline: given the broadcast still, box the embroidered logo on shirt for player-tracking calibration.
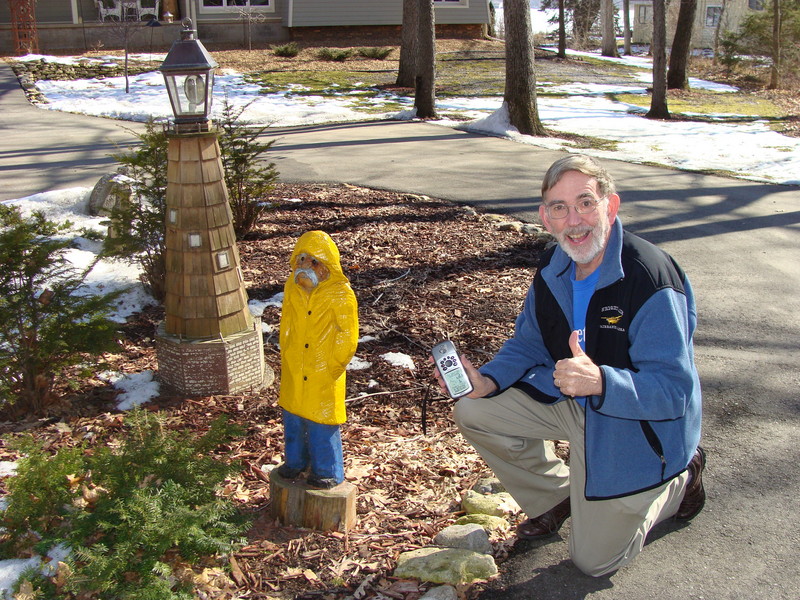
[600,306,625,331]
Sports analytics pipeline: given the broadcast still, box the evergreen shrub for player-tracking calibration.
[272,42,300,57]
[317,48,353,62]
[357,47,393,60]
[0,205,122,416]
[218,100,279,239]
[0,409,248,600]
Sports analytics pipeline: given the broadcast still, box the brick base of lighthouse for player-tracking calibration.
[155,320,274,396]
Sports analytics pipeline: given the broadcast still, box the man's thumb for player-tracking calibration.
[570,330,585,357]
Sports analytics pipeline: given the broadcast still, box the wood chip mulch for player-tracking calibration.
[0,183,554,600]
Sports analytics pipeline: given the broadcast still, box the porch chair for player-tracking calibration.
[137,0,161,21]
[95,0,122,21]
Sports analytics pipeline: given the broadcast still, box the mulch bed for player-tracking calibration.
[0,183,553,599]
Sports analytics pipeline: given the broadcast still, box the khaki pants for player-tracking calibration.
[454,387,688,577]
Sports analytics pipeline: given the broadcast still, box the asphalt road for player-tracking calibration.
[2,62,799,599]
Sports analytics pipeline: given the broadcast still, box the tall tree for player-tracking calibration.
[622,0,632,55]
[558,0,567,58]
[712,0,728,63]
[600,0,618,56]
[573,0,602,48]
[667,0,698,89]
[646,0,670,119]
[504,0,546,135]
[415,0,437,119]
[768,0,782,89]
[541,0,601,49]
[397,0,419,87]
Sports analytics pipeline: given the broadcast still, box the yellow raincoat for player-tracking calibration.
[279,231,359,425]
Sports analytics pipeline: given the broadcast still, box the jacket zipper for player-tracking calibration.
[639,420,667,480]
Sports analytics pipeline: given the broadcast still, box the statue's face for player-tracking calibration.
[294,252,330,291]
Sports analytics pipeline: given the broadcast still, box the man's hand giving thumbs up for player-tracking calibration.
[553,330,604,398]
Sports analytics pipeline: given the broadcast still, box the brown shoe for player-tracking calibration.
[516,497,571,539]
[676,447,706,521]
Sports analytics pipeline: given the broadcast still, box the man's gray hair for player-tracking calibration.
[541,155,617,199]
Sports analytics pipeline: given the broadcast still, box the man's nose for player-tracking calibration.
[565,205,584,225]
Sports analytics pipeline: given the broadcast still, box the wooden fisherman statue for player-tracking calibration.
[277,231,359,488]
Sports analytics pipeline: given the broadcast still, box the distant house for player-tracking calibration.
[1,0,492,55]
[630,0,767,49]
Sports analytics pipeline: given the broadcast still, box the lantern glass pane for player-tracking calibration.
[165,73,209,117]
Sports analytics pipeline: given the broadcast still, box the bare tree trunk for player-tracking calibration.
[558,0,567,58]
[397,0,419,87]
[414,0,437,119]
[623,0,632,55]
[601,0,618,57]
[646,0,670,119]
[768,0,781,89]
[667,0,698,89]
[504,0,546,136]
[712,0,727,64]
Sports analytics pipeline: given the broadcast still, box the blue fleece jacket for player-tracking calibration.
[479,219,702,499]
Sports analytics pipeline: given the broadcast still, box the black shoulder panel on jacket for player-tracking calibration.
[620,231,687,297]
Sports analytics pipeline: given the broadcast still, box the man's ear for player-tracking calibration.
[538,203,552,232]
[606,193,621,223]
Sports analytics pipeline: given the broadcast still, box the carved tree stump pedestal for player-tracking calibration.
[269,470,357,533]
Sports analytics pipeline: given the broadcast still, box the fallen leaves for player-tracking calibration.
[1,183,548,600]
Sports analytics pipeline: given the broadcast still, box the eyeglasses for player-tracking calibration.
[544,197,605,220]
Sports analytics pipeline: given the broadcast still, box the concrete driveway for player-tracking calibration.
[2,63,799,600]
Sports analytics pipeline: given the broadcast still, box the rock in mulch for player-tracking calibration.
[394,547,498,585]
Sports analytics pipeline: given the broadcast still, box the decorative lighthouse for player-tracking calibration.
[155,19,272,395]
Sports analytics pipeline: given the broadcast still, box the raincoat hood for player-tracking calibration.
[290,231,346,282]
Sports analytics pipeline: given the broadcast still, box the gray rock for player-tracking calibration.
[394,547,497,585]
[472,477,506,494]
[461,489,520,517]
[420,585,459,600]
[88,172,135,217]
[434,523,493,555]
[454,513,510,535]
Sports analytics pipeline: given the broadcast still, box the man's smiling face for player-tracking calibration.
[539,170,620,277]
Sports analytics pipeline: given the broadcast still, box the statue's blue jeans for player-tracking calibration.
[282,409,344,484]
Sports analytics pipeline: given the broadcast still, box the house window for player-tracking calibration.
[637,5,652,24]
[434,0,468,6]
[200,0,273,13]
[188,233,202,248]
[705,6,722,27]
[748,0,764,9]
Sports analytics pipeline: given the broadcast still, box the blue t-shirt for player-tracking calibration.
[571,264,600,407]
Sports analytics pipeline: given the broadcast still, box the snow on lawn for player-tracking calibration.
[17,49,800,184]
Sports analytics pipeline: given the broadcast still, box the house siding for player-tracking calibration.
[631,0,764,49]
[1,0,489,53]
[0,1,71,24]
[287,0,489,27]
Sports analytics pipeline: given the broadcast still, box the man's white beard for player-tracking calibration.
[556,217,610,266]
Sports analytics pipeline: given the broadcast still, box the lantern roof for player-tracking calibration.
[159,19,218,74]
